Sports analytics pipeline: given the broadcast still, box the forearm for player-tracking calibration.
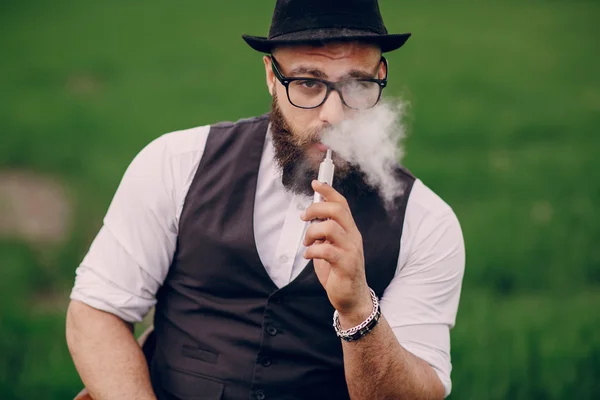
[340,313,445,400]
[66,300,156,400]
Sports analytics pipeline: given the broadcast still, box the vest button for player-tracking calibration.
[255,389,266,400]
[260,356,272,367]
[272,295,283,304]
[266,325,278,336]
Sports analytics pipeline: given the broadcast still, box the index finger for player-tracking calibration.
[311,180,349,207]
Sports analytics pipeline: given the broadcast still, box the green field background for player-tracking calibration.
[1,1,599,399]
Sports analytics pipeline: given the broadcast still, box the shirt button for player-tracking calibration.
[272,295,283,304]
[296,202,306,211]
[279,255,289,264]
[266,325,278,336]
[256,390,266,400]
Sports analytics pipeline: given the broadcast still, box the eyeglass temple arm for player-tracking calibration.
[381,56,389,81]
[270,55,287,83]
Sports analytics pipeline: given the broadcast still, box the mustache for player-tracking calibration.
[293,125,329,147]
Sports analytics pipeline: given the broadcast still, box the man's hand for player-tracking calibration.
[301,180,373,328]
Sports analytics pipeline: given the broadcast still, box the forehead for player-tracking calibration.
[273,41,381,78]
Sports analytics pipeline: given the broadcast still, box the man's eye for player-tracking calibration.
[348,81,369,89]
[299,80,318,88]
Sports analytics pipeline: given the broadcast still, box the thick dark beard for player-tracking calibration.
[269,93,375,199]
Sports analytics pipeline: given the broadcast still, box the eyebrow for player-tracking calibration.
[288,66,376,80]
[288,66,328,79]
[345,69,376,80]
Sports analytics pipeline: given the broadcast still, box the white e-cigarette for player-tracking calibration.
[313,149,335,204]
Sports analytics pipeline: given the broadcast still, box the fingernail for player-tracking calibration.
[300,210,306,220]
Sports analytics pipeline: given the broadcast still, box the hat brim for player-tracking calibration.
[242,29,411,54]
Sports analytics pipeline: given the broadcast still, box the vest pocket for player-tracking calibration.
[162,365,224,399]
[182,345,219,364]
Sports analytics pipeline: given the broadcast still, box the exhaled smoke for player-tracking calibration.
[321,99,409,209]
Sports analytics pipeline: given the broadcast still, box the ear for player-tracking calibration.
[263,55,275,96]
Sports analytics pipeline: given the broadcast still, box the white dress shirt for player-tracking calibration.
[70,123,465,397]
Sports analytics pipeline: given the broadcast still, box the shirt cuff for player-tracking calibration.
[70,265,156,323]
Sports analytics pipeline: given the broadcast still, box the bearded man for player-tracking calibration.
[66,1,465,399]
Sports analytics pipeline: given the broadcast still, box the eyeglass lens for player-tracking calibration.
[288,80,381,109]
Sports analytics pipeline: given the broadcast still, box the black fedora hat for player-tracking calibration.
[242,0,411,54]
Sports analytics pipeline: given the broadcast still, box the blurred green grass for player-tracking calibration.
[1,1,599,399]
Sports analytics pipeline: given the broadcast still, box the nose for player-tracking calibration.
[318,90,345,126]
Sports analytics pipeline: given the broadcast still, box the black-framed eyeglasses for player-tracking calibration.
[270,55,388,110]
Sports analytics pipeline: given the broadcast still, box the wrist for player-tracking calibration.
[337,297,374,330]
[333,288,381,342]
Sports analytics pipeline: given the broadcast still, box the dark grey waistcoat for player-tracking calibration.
[150,114,415,400]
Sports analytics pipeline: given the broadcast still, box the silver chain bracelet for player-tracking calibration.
[332,288,381,342]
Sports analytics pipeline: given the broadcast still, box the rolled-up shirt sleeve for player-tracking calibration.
[380,180,466,398]
[71,225,163,322]
[70,126,208,323]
